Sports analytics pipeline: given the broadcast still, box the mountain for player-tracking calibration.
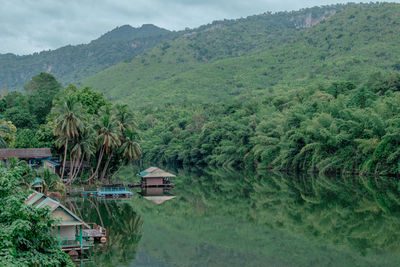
[82,3,400,108]
[82,5,349,105]
[82,3,400,175]
[0,24,177,90]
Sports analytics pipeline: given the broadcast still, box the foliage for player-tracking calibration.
[0,25,176,90]
[82,3,399,107]
[0,164,73,266]
[137,72,400,175]
[49,86,142,183]
[0,121,12,148]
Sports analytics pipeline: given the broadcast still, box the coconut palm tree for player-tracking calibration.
[68,127,95,184]
[53,96,84,180]
[115,104,137,132]
[37,168,66,195]
[111,129,142,181]
[91,107,121,181]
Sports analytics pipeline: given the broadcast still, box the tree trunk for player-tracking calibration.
[60,141,68,181]
[100,154,113,180]
[89,146,104,181]
[110,164,124,182]
[69,151,76,182]
[70,154,85,185]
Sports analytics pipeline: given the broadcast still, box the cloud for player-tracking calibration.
[0,0,392,55]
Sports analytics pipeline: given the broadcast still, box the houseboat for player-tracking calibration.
[138,167,175,187]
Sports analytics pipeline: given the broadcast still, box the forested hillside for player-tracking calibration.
[1,3,399,176]
[0,24,176,90]
[82,5,345,103]
[83,3,399,107]
[98,2,399,175]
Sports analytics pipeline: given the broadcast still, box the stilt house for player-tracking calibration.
[138,167,175,187]
[25,192,93,251]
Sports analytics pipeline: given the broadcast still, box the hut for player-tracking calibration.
[31,177,44,193]
[25,192,93,252]
[42,158,61,175]
[138,167,175,187]
[0,148,52,167]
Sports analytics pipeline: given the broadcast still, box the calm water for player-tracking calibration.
[63,168,400,267]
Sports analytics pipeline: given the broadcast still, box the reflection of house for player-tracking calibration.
[25,192,93,252]
[138,167,175,187]
[142,187,176,204]
[0,148,52,167]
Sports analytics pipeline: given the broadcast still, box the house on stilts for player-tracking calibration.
[25,192,106,252]
[138,167,175,187]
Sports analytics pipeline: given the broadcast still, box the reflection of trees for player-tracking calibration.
[173,167,400,255]
[63,198,143,266]
[250,171,400,254]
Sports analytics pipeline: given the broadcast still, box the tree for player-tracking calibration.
[91,107,121,181]
[0,122,11,148]
[0,164,73,266]
[25,73,62,125]
[53,95,85,180]
[111,129,142,180]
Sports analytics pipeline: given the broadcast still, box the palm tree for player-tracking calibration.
[115,104,137,132]
[0,123,11,148]
[68,127,95,184]
[111,129,142,181]
[53,96,84,180]
[37,168,66,195]
[91,107,121,181]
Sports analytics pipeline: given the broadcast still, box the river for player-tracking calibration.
[63,168,400,266]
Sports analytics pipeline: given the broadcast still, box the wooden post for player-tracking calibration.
[80,225,83,250]
[58,226,61,246]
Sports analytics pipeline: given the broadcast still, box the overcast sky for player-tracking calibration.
[0,0,396,55]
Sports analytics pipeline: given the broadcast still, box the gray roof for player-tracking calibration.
[0,148,51,159]
[139,167,176,178]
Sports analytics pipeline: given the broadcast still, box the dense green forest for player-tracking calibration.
[82,3,399,106]
[0,24,176,90]
[0,3,399,176]
[82,4,346,103]
[0,73,142,183]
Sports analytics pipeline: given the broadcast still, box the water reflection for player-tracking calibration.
[62,198,143,266]
[63,168,400,266]
[250,171,400,255]
[141,187,176,205]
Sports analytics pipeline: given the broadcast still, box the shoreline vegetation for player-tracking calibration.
[0,2,399,265]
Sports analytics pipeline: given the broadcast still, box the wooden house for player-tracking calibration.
[0,148,52,167]
[25,192,93,252]
[138,167,175,187]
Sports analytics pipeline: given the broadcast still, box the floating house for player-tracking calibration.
[25,192,93,252]
[138,167,175,187]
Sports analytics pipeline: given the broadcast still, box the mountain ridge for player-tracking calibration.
[82,3,398,108]
[0,24,178,90]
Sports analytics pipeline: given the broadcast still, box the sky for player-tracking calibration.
[0,0,395,55]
